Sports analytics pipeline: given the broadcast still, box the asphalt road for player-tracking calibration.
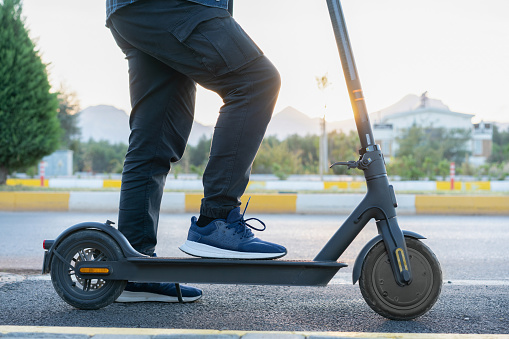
[0,212,508,334]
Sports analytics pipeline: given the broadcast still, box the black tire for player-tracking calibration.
[50,230,127,310]
[359,237,442,320]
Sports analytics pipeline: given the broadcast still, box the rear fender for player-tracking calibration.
[42,221,145,274]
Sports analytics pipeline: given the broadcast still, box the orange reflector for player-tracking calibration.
[79,267,110,274]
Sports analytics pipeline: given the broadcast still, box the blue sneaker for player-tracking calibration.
[179,202,287,259]
[116,282,202,303]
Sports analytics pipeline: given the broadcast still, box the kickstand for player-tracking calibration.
[175,283,184,303]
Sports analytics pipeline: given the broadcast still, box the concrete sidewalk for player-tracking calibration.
[0,191,508,215]
[0,326,506,339]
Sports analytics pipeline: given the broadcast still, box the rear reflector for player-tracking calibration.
[43,240,55,250]
[79,267,110,274]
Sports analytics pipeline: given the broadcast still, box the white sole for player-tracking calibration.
[115,291,201,303]
[179,240,286,259]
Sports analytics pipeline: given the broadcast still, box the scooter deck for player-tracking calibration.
[76,257,348,286]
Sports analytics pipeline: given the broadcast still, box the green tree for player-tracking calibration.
[390,125,470,179]
[0,0,60,184]
[489,125,509,164]
[57,85,81,150]
[328,130,360,175]
[74,140,126,174]
[387,155,423,180]
[177,135,212,178]
[396,125,470,166]
[188,135,211,167]
[252,138,301,179]
[252,137,280,174]
[284,134,319,173]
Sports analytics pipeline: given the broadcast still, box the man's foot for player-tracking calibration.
[115,282,202,303]
[179,205,287,259]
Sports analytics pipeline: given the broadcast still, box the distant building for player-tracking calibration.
[372,93,492,165]
[471,121,493,165]
[40,150,74,177]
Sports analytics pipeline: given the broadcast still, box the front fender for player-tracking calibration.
[351,230,425,285]
[42,221,145,274]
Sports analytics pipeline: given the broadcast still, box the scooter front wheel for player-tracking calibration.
[50,230,127,310]
[359,237,442,320]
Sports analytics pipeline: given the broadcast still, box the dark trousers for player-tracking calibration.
[107,0,281,255]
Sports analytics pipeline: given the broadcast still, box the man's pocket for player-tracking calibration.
[169,10,263,77]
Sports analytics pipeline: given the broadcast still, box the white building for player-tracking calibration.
[372,93,492,165]
[40,150,74,177]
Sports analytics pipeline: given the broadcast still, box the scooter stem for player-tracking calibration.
[326,0,374,149]
[323,0,412,286]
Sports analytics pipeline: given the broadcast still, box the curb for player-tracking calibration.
[0,326,506,339]
[0,192,508,215]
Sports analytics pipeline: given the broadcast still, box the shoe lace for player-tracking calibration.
[229,197,266,237]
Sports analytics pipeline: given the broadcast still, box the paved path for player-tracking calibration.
[0,213,508,336]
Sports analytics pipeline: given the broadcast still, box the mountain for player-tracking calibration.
[266,106,357,139]
[78,105,213,145]
[78,105,130,144]
[76,105,339,146]
[369,94,451,124]
[78,95,460,146]
[188,120,213,145]
[266,95,456,138]
[266,106,322,138]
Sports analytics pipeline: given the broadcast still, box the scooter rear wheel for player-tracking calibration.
[50,230,127,310]
[359,237,442,320]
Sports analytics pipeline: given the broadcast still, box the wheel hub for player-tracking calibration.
[371,248,434,310]
[74,248,106,290]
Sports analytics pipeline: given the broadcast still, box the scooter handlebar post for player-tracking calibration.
[326,0,375,149]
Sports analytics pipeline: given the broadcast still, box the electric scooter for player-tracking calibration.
[42,0,442,320]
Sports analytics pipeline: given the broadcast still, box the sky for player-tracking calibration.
[21,0,509,126]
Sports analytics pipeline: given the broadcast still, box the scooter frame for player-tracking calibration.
[42,0,441,319]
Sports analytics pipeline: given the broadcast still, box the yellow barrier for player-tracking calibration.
[0,192,69,211]
[1,191,507,214]
[324,181,366,190]
[436,181,491,191]
[465,181,491,190]
[246,181,267,190]
[416,195,509,215]
[185,193,297,214]
[103,179,122,188]
[6,178,48,187]
[324,181,348,190]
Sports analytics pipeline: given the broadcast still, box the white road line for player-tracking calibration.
[2,273,509,287]
[327,273,509,286]
[443,280,509,286]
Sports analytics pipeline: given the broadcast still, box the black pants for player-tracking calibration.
[107,0,281,255]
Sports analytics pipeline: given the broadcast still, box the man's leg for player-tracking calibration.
[179,55,286,259]
[199,56,280,218]
[108,0,285,258]
[108,24,203,303]
[109,26,196,256]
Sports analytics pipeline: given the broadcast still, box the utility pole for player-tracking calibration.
[320,116,328,181]
[316,74,331,181]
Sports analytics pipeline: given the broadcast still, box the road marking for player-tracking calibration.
[328,273,509,286]
[1,326,508,338]
[444,280,509,286]
[2,273,509,288]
